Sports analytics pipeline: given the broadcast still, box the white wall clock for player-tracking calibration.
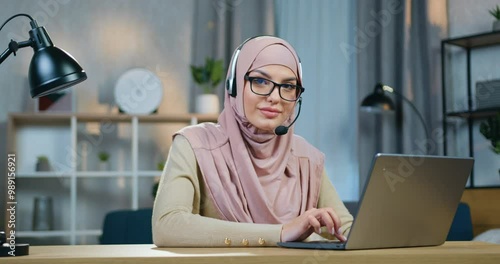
[114,68,163,114]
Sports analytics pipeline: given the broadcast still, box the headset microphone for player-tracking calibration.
[275,98,302,136]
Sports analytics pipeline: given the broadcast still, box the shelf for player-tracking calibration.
[76,171,134,177]
[131,113,219,123]
[465,185,500,189]
[17,230,101,237]
[17,230,70,237]
[447,107,500,118]
[9,114,71,126]
[138,170,163,177]
[75,230,102,236]
[17,171,163,178]
[9,112,219,124]
[75,171,161,177]
[17,172,72,178]
[443,31,500,48]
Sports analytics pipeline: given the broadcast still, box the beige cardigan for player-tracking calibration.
[152,135,353,247]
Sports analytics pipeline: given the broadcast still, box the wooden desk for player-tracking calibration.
[3,242,500,264]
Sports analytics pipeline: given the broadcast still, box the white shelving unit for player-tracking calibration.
[5,112,218,245]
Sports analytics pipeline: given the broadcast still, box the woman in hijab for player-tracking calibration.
[152,36,353,247]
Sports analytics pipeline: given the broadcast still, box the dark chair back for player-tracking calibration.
[446,202,473,241]
[100,208,153,244]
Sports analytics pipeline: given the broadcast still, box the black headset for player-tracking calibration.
[226,36,303,98]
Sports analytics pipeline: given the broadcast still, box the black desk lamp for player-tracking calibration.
[0,13,87,98]
[361,83,430,154]
[1,14,86,258]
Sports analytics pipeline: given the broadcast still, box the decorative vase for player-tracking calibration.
[99,161,109,171]
[493,20,500,31]
[196,94,220,114]
[36,160,51,171]
[33,196,53,231]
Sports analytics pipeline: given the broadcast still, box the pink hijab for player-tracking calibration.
[177,36,324,224]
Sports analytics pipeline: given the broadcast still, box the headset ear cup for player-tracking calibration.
[226,70,236,97]
[226,77,236,97]
[231,78,237,97]
[297,58,303,85]
[226,51,238,97]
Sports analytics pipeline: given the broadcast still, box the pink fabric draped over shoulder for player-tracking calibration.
[177,36,324,224]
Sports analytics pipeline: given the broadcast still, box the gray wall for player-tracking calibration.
[1,0,195,113]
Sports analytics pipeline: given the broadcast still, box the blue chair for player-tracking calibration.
[100,208,153,244]
[446,202,473,241]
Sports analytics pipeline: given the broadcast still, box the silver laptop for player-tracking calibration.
[277,153,474,250]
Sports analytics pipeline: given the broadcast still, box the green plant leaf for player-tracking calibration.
[480,113,500,155]
[206,57,214,71]
[157,162,164,171]
[494,141,500,154]
[190,66,203,84]
[480,122,490,139]
[190,57,224,94]
[210,60,224,87]
[98,151,110,161]
[489,5,500,20]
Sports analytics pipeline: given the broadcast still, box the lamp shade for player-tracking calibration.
[26,26,86,98]
[29,46,87,98]
[360,83,395,111]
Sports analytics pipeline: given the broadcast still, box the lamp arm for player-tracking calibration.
[0,46,13,64]
[0,13,37,65]
[0,39,33,65]
[388,89,431,154]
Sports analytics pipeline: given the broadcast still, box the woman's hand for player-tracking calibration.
[280,207,347,242]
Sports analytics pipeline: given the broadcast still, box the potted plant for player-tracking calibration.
[98,151,110,171]
[480,113,500,175]
[489,5,500,31]
[190,57,224,114]
[480,113,500,154]
[36,155,51,171]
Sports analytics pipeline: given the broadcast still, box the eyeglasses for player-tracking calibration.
[244,74,305,102]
